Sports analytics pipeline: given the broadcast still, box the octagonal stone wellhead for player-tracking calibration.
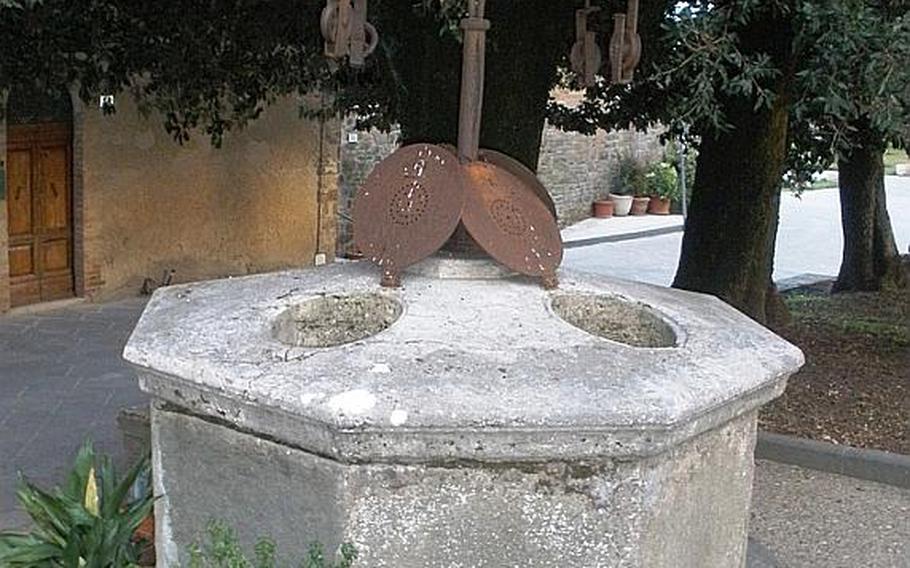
[124,262,803,567]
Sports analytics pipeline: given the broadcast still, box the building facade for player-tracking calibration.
[1,90,339,313]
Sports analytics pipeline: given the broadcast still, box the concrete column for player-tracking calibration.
[316,115,342,263]
[0,91,10,313]
[69,89,87,298]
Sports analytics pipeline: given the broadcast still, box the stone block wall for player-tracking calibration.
[337,120,400,255]
[337,121,664,253]
[538,127,664,226]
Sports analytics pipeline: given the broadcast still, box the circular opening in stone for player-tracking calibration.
[551,294,677,348]
[273,293,402,348]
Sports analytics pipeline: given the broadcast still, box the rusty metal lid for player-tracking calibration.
[460,160,563,281]
[353,144,465,284]
[477,148,557,220]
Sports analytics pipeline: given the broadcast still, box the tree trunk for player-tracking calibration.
[833,122,907,292]
[673,94,791,323]
[672,6,796,324]
[381,1,572,171]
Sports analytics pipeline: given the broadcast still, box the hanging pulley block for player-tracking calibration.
[321,0,378,66]
[608,0,641,84]
[569,0,602,87]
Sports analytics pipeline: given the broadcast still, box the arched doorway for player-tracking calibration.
[5,87,75,307]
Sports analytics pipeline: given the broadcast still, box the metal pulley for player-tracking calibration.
[608,0,641,84]
[569,0,602,87]
[321,0,378,67]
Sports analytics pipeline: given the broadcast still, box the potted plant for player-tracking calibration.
[609,156,646,216]
[608,191,634,217]
[646,161,679,215]
[592,199,614,218]
[631,191,651,216]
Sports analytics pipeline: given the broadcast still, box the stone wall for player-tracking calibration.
[337,121,664,253]
[337,120,400,255]
[78,97,339,301]
[538,127,664,226]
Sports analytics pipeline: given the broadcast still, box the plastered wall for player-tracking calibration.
[78,97,339,301]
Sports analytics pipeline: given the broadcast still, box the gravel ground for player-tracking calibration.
[750,460,910,568]
[760,283,909,454]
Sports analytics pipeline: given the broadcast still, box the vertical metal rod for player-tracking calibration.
[679,134,688,220]
[456,0,490,162]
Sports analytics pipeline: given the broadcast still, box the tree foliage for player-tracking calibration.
[1,1,333,145]
[0,1,669,147]
[788,0,910,183]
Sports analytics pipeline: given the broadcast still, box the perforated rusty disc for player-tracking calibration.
[461,160,563,279]
[353,144,465,280]
[478,149,557,220]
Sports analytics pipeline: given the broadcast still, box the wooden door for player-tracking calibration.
[7,123,74,307]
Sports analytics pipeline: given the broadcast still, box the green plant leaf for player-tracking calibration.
[3,440,153,568]
[64,440,96,503]
[84,466,100,517]
[102,452,150,519]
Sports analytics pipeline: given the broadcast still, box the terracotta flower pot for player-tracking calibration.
[592,200,614,218]
[631,196,650,216]
[134,513,156,566]
[648,196,672,215]
[609,193,634,216]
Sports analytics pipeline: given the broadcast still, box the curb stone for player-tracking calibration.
[563,224,684,249]
[746,537,782,568]
[756,431,910,489]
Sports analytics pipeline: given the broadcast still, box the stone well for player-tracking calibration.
[124,262,803,567]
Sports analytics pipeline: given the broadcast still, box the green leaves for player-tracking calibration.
[188,520,358,568]
[0,440,154,568]
[646,161,680,200]
[786,1,910,177]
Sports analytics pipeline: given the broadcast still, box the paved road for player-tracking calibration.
[751,460,910,568]
[0,298,148,528]
[565,178,910,285]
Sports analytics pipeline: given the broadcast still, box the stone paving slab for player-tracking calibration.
[560,213,684,243]
[750,459,910,568]
[564,180,910,286]
[0,297,149,529]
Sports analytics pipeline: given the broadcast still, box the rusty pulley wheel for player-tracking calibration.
[353,144,465,286]
[460,161,563,286]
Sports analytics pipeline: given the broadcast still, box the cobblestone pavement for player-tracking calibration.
[0,298,149,529]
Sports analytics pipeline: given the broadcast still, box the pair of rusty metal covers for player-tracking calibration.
[351,0,564,289]
[353,145,563,288]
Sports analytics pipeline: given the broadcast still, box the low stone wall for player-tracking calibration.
[538,127,663,227]
[337,121,664,254]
